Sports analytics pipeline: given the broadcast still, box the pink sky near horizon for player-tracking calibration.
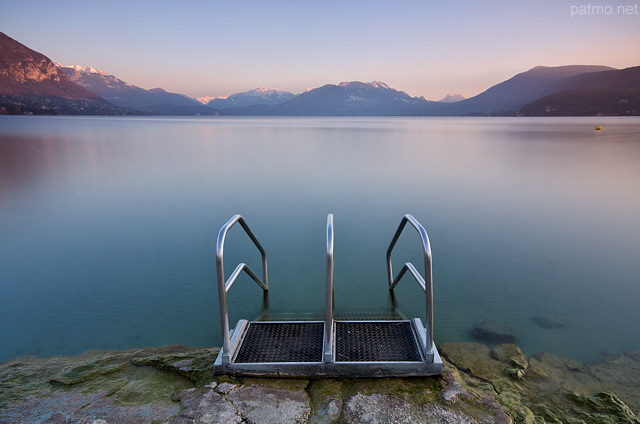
[2,0,639,100]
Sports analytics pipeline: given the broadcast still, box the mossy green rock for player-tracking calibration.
[567,392,640,424]
[0,346,206,422]
[1,343,639,423]
[131,345,220,385]
[48,354,131,386]
[440,343,640,424]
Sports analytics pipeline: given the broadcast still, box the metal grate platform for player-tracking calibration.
[214,318,442,377]
[258,311,404,321]
[335,321,422,362]
[214,213,443,378]
[234,322,324,363]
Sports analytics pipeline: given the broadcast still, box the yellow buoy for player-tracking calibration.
[594,125,602,131]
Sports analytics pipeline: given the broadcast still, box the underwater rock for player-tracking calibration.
[492,344,528,369]
[438,342,502,380]
[532,316,566,329]
[471,321,516,343]
[568,392,639,423]
[586,350,640,414]
[493,344,528,379]
[441,343,640,423]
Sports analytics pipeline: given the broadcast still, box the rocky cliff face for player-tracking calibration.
[3,53,60,85]
[1,343,638,423]
[0,32,131,114]
[0,32,103,100]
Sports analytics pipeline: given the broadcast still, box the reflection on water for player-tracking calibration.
[1,116,639,363]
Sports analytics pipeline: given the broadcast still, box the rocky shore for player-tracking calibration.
[1,343,639,423]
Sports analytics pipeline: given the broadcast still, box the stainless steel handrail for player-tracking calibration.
[324,214,334,362]
[216,214,268,364]
[386,214,434,354]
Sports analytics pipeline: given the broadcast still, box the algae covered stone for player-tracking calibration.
[440,343,640,423]
[2,343,639,423]
[131,345,220,385]
[567,392,640,424]
[0,346,202,423]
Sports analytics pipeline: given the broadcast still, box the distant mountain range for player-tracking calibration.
[438,93,465,103]
[204,88,296,109]
[434,65,617,115]
[1,32,638,116]
[220,81,437,116]
[217,69,639,116]
[0,32,126,115]
[519,66,640,116]
[57,65,218,115]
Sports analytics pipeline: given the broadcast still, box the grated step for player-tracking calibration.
[257,311,404,321]
[234,322,324,363]
[335,321,421,362]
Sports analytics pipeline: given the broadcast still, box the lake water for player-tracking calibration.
[1,116,639,364]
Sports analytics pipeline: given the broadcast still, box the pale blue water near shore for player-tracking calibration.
[1,116,639,363]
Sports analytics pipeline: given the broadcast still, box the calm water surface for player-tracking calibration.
[1,116,639,363]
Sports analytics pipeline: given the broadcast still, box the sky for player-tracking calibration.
[2,0,640,100]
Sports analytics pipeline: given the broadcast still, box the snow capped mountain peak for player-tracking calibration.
[245,87,288,97]
[205,87,296,108]
[196,96,222,104]
[56,63,108,76]
[438,93,466,103]
[254,87,279,93]
[370,81,390,89]
[338,81,391,89]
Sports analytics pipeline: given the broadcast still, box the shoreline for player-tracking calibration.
[1,343,638,423]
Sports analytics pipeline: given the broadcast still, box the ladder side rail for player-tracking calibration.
[324,214,334,362]
[389,262,426,292]
[225,262,268,293]
[216,214,269,364]
[386,214,434,356]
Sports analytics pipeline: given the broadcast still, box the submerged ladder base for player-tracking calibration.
[213,320,443,378]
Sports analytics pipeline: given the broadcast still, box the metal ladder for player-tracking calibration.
[213,214,442,377]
